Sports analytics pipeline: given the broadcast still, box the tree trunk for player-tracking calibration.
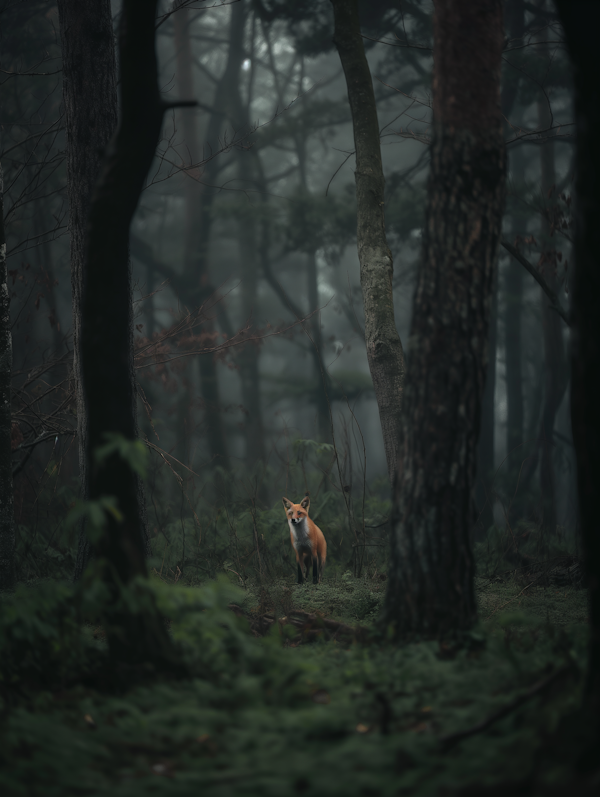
[554,0,600,720]
[502,0,526,482]
[383,0,505,638]
[236,180,268,471]
[330,0,405,483]
[504,154,526,477]
[56,0,118,580]
[173,7,197,468]
[537,25,568,538]
[476,273,497,536]
[81,0,182,667]
[0,164,15,591]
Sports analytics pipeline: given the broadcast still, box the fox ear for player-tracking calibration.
[300,495,310,510]
[282,497,292,510]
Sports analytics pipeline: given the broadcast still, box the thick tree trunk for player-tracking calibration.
[383,0,505,638]
[81,0,181,666]
[57,0,119,580]
[0,164,14,591]
[555,0,600,719]
[330,0,405,482]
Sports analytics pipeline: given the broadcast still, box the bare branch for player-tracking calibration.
[501,239,570,326]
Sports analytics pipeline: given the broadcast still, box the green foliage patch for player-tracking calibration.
[0,573,591,796]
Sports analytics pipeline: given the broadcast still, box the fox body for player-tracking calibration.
[283,494,327,584]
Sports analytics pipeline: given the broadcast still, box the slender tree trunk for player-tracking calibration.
[478,0,526,533]
[0,164,15,591]
[81,0,184,666]
[226,9,268,473]
[173,7,197,468]
[33,200,64,358]
[537,26,568,537]
[331,0,405,482]
[476,275,497,536]
[191,6,249,478]
[57,0,118,580]
[173,5,254,477]
[556,0,600,726]
[505,154,526,476]
[236,190,267,470]
[384,0,505,638]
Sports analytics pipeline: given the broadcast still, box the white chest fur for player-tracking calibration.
[288,517,310,551]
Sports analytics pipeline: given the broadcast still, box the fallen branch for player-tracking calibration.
[439,665,572,750]
[228,604,367,643]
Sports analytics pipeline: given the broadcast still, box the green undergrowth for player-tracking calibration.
[0,574,594,796]
[233,571,588,631]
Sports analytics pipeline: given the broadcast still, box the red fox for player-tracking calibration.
[282,493,327,584]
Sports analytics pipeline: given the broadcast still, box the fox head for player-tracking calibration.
[282,493,310,525]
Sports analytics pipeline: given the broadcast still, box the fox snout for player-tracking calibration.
[290,517,302,524]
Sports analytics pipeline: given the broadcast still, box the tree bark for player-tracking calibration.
[554,0,600,720]
[81,0,182,666]
[56,0,118,580]
[384,0,505,638]
[330,0,405,483]
[0,164,15,591]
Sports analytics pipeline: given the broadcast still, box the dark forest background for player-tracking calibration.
[1,0,576,582]
[2,1,598,794]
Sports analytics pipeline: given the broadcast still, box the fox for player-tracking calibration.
[282,493,327,585]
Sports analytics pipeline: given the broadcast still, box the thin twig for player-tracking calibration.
[501,238,570,325]
[439,665,572,750]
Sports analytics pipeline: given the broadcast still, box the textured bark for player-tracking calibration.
[57,0,118,580]
[81,0,177,666]
[384,0,505,638]
[556,0,600,725]
[331,0,405,482]
[0,164,15,591]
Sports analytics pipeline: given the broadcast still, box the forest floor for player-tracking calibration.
[0,571,596,796]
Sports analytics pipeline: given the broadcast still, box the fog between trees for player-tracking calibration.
[1,0,575,579]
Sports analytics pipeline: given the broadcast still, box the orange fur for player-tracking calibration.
[282,493,327,584]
